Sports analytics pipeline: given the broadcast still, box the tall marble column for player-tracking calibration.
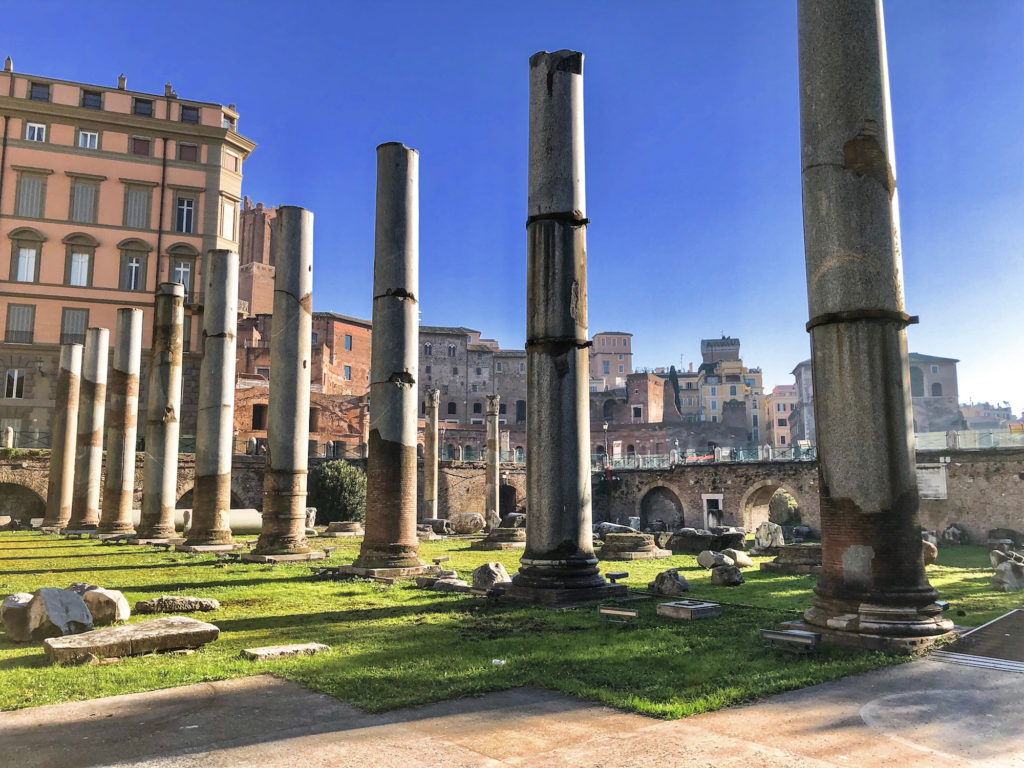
[509,51,621,602]
[98,308,143,535]
[42,344,82,529]
[136,283,185,540]
[795,0,951,647]
[184,249,238,548]
[485,394,500,528]
[422,388,439,521]
[253,207,315,556]
[350,142,428,574]
[68,327,109,530]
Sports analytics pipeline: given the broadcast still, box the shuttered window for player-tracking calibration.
[15,175,45,218]
[60,308,88,346]
[5,305,35,343]
[123,186,150,228]
[70,181,98,223]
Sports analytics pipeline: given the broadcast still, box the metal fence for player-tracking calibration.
[591,444,817,470]
[915,429,1024,450]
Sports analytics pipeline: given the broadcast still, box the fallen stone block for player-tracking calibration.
[450,512,485,534]
[134,596,220,614]
[27,588,93,640]
[43,616,219,663]
[648,568,691,596]
[697,550,734,569]
[240,642,330,661]
[710,565,744,586]
[1,593,34,642]
[82,588,131,625]
[431,578,470,593]
[921,540,938,566]
[721,548,754,568]
[657,599,722,621]
[472,562,510,590]
[66,582,100,596]
[991,561,1024,592]
[415,576,438,588]
[754,520,786,549]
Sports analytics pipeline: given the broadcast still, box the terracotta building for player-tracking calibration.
[766,384,798,447]
[0,60,254,444]
[589,330,632,391]
[237,197,276,316]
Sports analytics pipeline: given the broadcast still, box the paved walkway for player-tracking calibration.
[0,659,1020,767]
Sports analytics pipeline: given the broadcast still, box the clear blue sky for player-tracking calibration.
[9,1,1023,412]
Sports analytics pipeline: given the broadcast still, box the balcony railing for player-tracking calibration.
[3,331,34,344]
[60,333,86,346]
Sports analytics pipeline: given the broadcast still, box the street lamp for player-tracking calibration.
[602,421,609,467]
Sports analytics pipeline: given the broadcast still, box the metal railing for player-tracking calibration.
[591,444,817,470]
[915,429,1024,450]
[60,333,86,346]
[7,431,51,450]
[4,331,34,344]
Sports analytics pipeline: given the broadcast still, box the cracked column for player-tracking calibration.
[136,283,185,541]
[183,249,238,549]
[485,394,500,529]
[508,51,622,603]
[422,388,439,521]
[251,207,320,559]
[350,142,429,576]
[68,327,109,530]
[98,308,143,535]
[794,0,952,649]
[42,344,82,530]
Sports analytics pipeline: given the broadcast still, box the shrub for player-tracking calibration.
[308,460,366,524]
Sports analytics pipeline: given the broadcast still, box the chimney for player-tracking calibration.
[164,82,173,97]
[3,56,12,73]
[117,73,126,90]
[689,362,693,373]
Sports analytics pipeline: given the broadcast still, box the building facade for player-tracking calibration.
[237,197,275,316]
[589,331,632,391]
[766,384,798,447]
[0,61,254,443]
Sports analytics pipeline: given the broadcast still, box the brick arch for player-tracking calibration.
[739,479,806,531]
[636,484,685,530]
[0,481,46,521]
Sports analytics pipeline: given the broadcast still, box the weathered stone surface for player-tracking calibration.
[436,569,458,580]
[431,578,470,593]
[414,576,438,588]
[1,593,34,642]
[595,522,637,538]
[326,521,363,534]
[598,532,671,561]
[697,550,734,570]
[43,616,219,662]
[657,599,722,620]
[416,525,441,541]
[647,569,691,596]
[722,548,755,568]
[499,513,527,529]
[941,523,969,546]
[450,512,485,534]
[710,565,744,587]
[922,530,939,546]
[82,588,130,625]
[471,562,510,590]
[135,596,220,614]
[921,541,938,566]
[990,549,1024,568]
[991,561,1024,592]
[755,521,785,549]
[666,529,715,554]
[423,518,454,535]
[27,588,93,640]
[66,582,100,596]
[240,642,330,661]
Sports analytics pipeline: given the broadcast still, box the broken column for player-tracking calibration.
[1,426,13,448]
[422,388,439,521]
[136,283,185,541]
[349,142,429,575]
[251,207,319,558]
[67,327,109,530]
[793,0,952,648]
[485,394,500,529]
[98,308,144,535]
[42,344,82,529]
[508,51,622,603]
[183,250,238,549]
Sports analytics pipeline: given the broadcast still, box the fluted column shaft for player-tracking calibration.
[42,344,82,528]
[422,388,439,521]
[68,327,109,529]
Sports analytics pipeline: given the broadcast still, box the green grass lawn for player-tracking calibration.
[0,532,1016,717]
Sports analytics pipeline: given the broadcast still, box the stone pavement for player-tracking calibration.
[0,659,1019,768]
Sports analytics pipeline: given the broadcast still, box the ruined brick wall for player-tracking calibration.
[420,462,526,519]
[233,384,365,456]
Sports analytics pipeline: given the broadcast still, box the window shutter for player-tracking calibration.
[9,306,32,333]
[63,309,88,338]
[125,187,148,228]
[16,176,43,217]
[71,182,96,223]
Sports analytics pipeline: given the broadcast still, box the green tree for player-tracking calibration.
[308,460,366,524]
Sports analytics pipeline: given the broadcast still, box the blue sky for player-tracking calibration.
[9,1,1023,412]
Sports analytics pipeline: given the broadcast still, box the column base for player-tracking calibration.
[471,541,526,550]
[780,618,956,654]
[95,524,136,537]
[352,542,425,571]
[127,537,186,546]
[320,531,363,538]
[251,533,312,556]
[240,551,326,564]
[174,543,244,553]
[133,527,178,541]
[89,532,134,541]
[503,581,628,606]
[333,564,440,579]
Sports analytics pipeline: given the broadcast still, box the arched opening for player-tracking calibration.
[639,486,683,530]
[514,446,524,462]
[445,443,456,460]
[0,482,45,522]
[499,483,517,516]
[931,382,943,397]
[176,488,243,509]
[515,400,526,425]
[602,399,615,421]
[909,366,924,398]
[626,444,635,457]
[447,401,457,415]
[740,482,801,531]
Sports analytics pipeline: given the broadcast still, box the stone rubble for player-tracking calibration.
[697,550,734,570]
[26,588,94,640]
[710,565,744,587]
[647,569,691,597]
[135,596,220,614]
[471,562,511,590]
[82,588,131,625]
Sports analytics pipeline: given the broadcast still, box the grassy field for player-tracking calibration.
[0,532,1016,717]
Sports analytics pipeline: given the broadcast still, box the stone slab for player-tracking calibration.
[174,544,245,553]
[63,529,99,537]
[126,538,186,546]
[503,582,629,606]
[240,552,326,563]
[332,564,440,579]
[240,642,331,661]
[42,616,219,663]
[778,618,956,654]
[599,548,672,561]
[470,541,527,550]
[319,532,363,538]
[760,562,822,574]
[657,599,723,621]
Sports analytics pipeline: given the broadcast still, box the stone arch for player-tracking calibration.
[0,482,45,521]
[637,485,684,530]
[602,399,615,421]
[739,480,804,531]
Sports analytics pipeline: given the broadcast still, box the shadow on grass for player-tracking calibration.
[0,553,148,561]
[0,561,211,577]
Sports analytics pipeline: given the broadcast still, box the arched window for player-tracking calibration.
[626,444,636,456]
[515,399,526,424]
[447,344,456,357]
[931,382,943,397]
[445,444,456,460]
[8,226,45,283]
[117,238,152,291]
[62,233,99,287]
[424,342,432,356]
[602,399,615,421]
[909,366,924,398]
[473,402,482,414]
[514,446,525,462]
[447,401,457,415]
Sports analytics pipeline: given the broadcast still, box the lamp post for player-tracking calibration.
[602,421,609,467]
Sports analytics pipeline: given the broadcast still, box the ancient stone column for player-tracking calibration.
[68,327,109,530]
[42,344,82,529]
[422,388,439,521]
[485,394,500,528]
[184,250,238,548]
[351,142,426,573]
[1,426,14,448]
[509,51,619,602]
[253,207,314,555]
[98,308,143,535]
[136,283,185,540]
[796,0,951,646]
